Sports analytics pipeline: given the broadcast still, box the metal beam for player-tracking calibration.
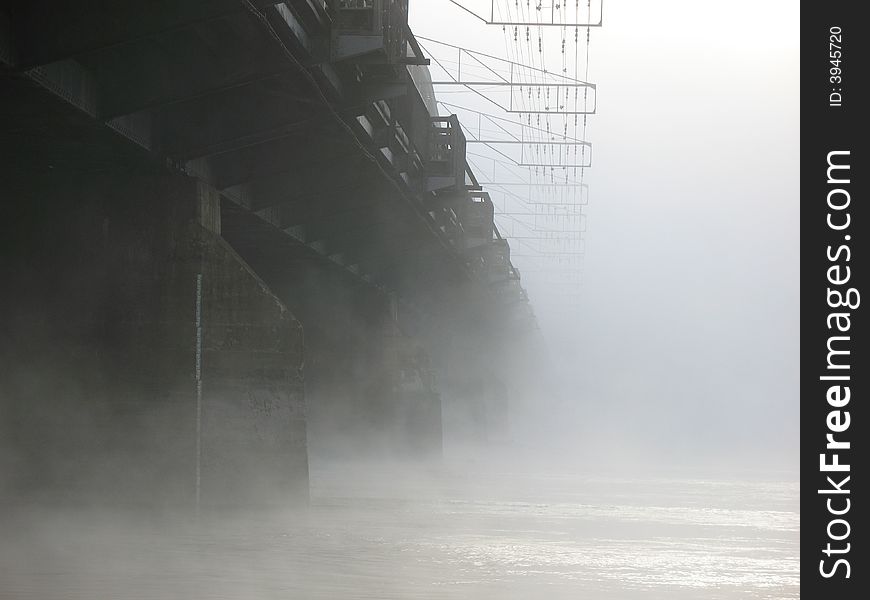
[355,234,431,275]
[319,217,424,261]
[469,140,592,147]
[8,0,281,69]
[269,182,376,226]
[203,133,360,189]
[240,158,371,211]
[293,204,398,246]
[157,84,327,159]
[417,36,594,85]
[168,114,327,160]
[481,181,589,187]
[442,0,604,27]
[284,195,384,231]
[100,64,306,120]
[431,81,593,88]
[517,160,591,168]
[80,12,313,118]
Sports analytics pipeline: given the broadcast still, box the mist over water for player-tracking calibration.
[1,0,798,598]
[2,451,798,600]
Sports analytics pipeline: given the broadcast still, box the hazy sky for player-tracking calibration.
[410,1,799,471]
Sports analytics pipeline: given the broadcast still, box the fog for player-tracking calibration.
[1,0,799,598]
[2,463,798,599]
[410,0,799,473]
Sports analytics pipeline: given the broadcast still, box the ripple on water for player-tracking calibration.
[1,473,799,600]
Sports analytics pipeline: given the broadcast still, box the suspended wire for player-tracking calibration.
[425,0,596,286]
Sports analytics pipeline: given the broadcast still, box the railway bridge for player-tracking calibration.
[0,0,538,506]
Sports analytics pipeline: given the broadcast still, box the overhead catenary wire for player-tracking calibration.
[427,0,600,297]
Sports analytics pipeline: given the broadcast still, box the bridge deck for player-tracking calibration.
[1,0,530,316]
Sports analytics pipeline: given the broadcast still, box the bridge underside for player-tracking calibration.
[0,1,538,508]
[1,84,309,506]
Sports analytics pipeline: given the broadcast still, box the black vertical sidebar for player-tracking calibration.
[802,2,866,596]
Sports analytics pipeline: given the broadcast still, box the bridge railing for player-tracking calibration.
[331,0,411,64]
[323,5,525,299]
[425,115,466,192]
[483,238,511,283]
[392,81,431,179]
[459,191,494,249]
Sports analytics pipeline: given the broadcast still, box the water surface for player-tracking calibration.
[1,462,799,599]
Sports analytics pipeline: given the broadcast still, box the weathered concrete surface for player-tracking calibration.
[0,148,308,507]
[361,332,443,458]
[279,282,442,460]
[434,320,516,448]
[228,248,446,460]
[196,221,308,507]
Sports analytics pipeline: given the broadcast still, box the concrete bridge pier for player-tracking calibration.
[1,162,309,508]
[267,271,443,461]
[1,0,539,506]
[442,375,510,447]
[370,298,443,458]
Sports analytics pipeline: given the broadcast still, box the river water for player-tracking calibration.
[2,461,799,599]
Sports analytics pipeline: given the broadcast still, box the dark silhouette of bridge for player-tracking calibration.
[0,0,538,507]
